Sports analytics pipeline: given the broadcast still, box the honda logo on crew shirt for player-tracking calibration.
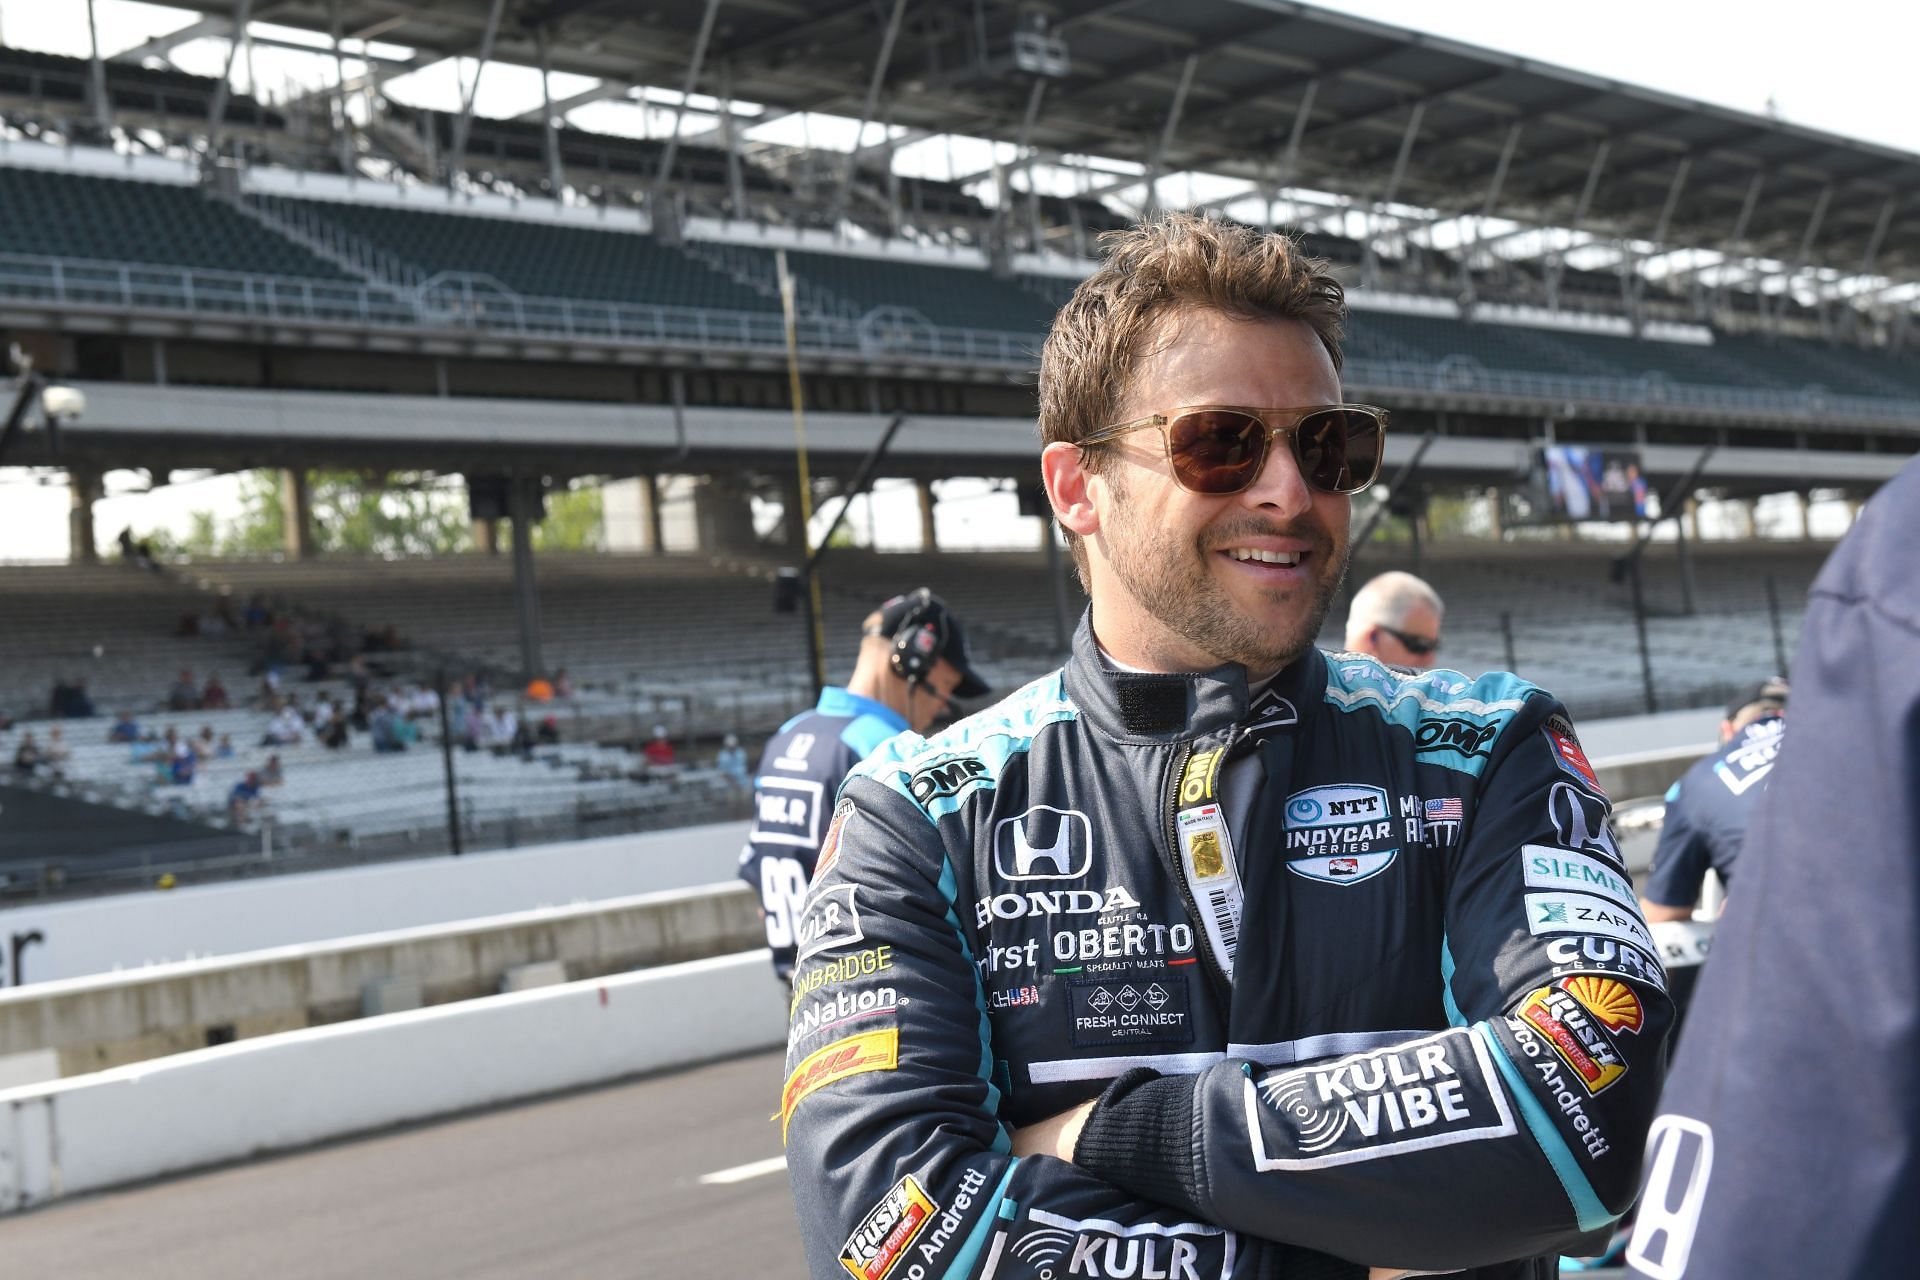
[993,806,1093,880]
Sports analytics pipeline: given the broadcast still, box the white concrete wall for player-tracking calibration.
[0,951,787,1212]
[0,822,749,985]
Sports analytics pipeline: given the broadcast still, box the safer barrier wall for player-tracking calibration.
[0,820,750,985]
[0,881,762,1075]
[0,951,788,1212]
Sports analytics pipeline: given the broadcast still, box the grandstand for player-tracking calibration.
[0,0,1913,893]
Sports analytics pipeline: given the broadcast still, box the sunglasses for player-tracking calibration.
[1375,625,1441,656]
[1077,404,1389,496]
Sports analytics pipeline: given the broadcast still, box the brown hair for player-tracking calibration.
[1037,213,1348,579]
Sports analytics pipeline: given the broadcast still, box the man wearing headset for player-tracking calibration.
[738,588,990,982]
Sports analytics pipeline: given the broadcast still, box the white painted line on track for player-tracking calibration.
[699,1155,788,1185]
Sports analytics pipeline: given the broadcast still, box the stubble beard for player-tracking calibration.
[1103,488,1350,674]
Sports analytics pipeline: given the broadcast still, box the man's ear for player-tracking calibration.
[1041,441,1101,539]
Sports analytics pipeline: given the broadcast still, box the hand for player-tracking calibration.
[1008,1100,1095,1160]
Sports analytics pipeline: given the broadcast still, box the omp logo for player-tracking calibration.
[1179,749,1225,805]
[1627,1116,1715,1280]
[909,757,988,804]
[1245,1030,1517,1170]
[993,805,1092,881]
[1009,1208,1230,1280]
[1413,717,1499,759]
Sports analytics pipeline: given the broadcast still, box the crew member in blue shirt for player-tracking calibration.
[1638,677,1788,923]
[737,588,989,981]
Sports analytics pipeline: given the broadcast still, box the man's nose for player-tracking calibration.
[1237,430,1314,518]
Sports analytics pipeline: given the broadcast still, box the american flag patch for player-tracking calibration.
[1425,798,1464,821]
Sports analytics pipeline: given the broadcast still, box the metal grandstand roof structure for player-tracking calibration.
[146,0,1920,293]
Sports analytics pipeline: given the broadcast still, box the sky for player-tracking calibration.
[0,0,1897,559]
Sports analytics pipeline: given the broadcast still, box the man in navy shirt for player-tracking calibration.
[1627,458,1920,1278]
[738,588,989,981]
[1638,678,1788,923]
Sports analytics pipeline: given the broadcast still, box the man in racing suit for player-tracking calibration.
[739,588,989,980]
[780,215,1672,1280]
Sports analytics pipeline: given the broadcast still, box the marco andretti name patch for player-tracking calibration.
[1245,1028,1517,1170]
[1283,783,1398,885]
[839,1174,938,1280]
[1067,974,1193,1048]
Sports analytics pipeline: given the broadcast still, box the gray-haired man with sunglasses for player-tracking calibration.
[1346,571,1446,671]
[780,214,1670,1280]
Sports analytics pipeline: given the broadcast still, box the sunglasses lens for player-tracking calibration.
[1295,408,1382,494]
[1166,410,1266,494]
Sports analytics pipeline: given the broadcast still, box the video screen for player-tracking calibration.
[1535,445,1651,522]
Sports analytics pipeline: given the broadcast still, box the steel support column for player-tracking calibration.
[1708,171,1766,313]
[508,474,545,681]
[1143,54,1200,216]
[84,0,111,130]
[830,0,908,227]
[534,25,565,198]
[991,79,1048,254]
[1771,183,1832,325]
[1628,156,1691,323]
[718,63,748,218]
[1273,79,1319,228]
[206,0,258,148]
[1364,101,1424,288]
[1459,122,1522,306]
[655,0,725,198]
[1547,141,1609,310]
[447,0,509,187]
[326,0,355,176]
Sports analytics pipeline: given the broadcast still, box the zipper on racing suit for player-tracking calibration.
[1159,733,1242,1007]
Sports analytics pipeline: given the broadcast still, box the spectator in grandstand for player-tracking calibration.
[48,678,94,719]
[369,698,406,754]
[552,668,574,699]
[781,217,1669,1280]
[1639,677,1788,924]
[135,726,179,765]
[641,725,677,771]
[214,732,236,759]
[12,732,43,776]
[536,715,561,746]
[168,737,196,786]
[107,710,141,743]
[714,733,749,790]
[261,704,305,747]
[228,771,263,825]
[1344,570,1445,669]
[1626,460,1919,1280]
[261,754,285,787]
[319,708,350,750]
[738,588,988,983]
[200,672,230,710]
[524,674,556,703]
[166,668,200,712]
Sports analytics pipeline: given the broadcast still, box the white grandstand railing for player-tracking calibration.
[0,251,1039,364]
[1,249,1914,424]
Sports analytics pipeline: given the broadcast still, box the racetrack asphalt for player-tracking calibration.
[0,1048,807,1279]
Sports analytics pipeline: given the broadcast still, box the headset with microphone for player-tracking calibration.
[870,589,953,720]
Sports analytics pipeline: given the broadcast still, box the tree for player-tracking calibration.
[182,470,471,557]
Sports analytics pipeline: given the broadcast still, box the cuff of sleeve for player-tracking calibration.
[1071,1067,1206,1215]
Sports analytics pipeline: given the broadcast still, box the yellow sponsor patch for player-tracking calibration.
[1179,748,1225,806]
[781,1027,899,1141]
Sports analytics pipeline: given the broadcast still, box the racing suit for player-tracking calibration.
[781,619,1673,1279]
[737,686,909,980]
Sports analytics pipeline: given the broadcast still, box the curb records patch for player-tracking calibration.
[1067,974,1194,1048]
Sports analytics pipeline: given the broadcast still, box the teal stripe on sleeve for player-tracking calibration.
[940,1163,1021,1280]
[1474,1023,1614,1233]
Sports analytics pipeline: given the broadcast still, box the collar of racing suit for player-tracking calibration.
[1062,610,1326,744]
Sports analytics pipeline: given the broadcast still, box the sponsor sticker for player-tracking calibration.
[782,1027,898,1140]
[1509,1022,1615,1161]
[1525,891,1655,951]
[975,884,1140,927]
[796,884,865,963]
[1523,844,1637,911]
[1548,781,1624,863]
[987,984,1041,1010]
[790,945,894,1010]
[992,805,1093,881]
[751,776,824,849]
[1515,986,1628,1094]
[1247,692,1300,736]
[1007,1207,1232,1280]
[1179,748,1226,805]
[789,985,900,1046]
[1544,714,1604,794]
[1176,803,1242,975]
[1284,783,1398,885]
[772,732,817,773]
[1544,935,1669,991]
[1560,975,1645,1034]
[1245,1029,1517,1170]
[908,757,989,805]
[813,797,855,881]
[1067,974,1194,1048]
[839,1175,937,1280]
[1413,716,1501,761]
